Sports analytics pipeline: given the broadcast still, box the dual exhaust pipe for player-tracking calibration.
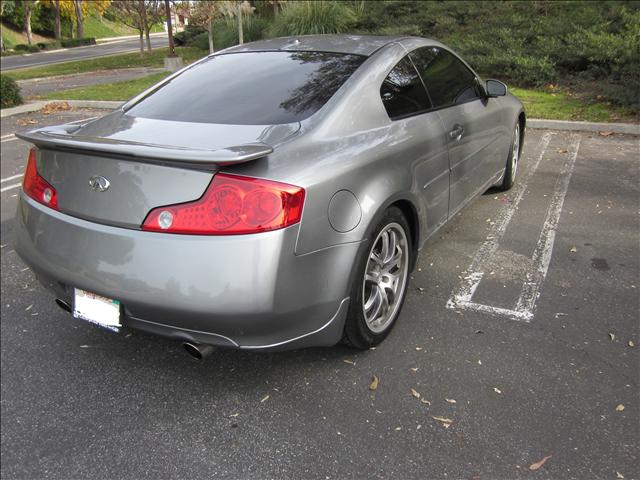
[55,298,214,361]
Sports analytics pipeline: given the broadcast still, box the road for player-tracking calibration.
[1,109,638,479]
[0,34,168,71]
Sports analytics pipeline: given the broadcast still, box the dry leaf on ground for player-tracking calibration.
[260,394,270,403]
[609,333,615,341]
[529,455,552,471]
[343,359,355,365]
[446,398,457,404]
[410,367,419,372]
[616,404,625,412]
[432,416,453,428]
[369,375,379,391]
[493,387,502,394]
[42,102,72,114]
[599,131,614,137]
[410,388,421,399]
[616,472,624,479]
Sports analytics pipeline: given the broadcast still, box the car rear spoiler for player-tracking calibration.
[15,125,273,167]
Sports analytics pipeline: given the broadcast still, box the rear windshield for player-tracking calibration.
[126,51,365,125]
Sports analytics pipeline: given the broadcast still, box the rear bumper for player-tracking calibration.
[14,193,360,350]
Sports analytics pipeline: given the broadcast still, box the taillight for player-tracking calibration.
[141,173,305,235]
[23,148,58,210]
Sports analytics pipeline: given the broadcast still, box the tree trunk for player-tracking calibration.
[208,19,214,53]
[139,30,145,57]
[25,6,33,45]
[164,0,175,56]
[54,0,62,41]
[238,2,243,45]
[142,2,152,52]
[74,0,84,38]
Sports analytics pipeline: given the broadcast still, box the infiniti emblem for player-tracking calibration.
[88,175,110,192]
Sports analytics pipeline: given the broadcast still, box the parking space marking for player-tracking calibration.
[447,132,581,322]
[1,135,17,143]
[1,174,23,183]
[1,183,22,193]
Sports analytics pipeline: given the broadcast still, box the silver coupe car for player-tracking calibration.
[15,35,525,358]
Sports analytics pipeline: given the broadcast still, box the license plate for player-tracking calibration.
[73,288,121,331]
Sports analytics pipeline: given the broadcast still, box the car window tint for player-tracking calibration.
[126,51,365,125]
[410,47,479,108]
[380,55,432,120]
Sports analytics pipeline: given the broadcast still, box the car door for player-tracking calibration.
[379,55,450,237]
[410,47,504,215]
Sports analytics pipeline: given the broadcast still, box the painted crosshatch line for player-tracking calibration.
[447,132,582,322]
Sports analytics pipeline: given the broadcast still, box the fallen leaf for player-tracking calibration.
[229,413,239,417]
[557,148,568,153]
[343,359,355,365]
[432,416,453,428]
[599,131,614,137]
[25,304,33,311]
[394,426,401,431]
[420,398,431,405]
[555,312,568,318]
[609,333,615,341]
[369,375,379,391]
[570,246,578,253]
[478,360,482,365]
[529,455,552,471]
[616,404,625,412]
[410,367,419,372]
[616,472,624,479]
[475,329,484,334]
[628,340,635,347]
[410,388,421,399]
[446,398,457,404]
[41,101,72,115]
[416,287,425,292]
[493,387,502,394]
[260,394,270,403]
[415,347,423,351]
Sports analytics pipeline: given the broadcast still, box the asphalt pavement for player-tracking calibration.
[1,109,638,479]
[0,34,168,71]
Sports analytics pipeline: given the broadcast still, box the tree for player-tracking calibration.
[221,1,254,45]
[1,1,17,50]
[110,0,147,55]
[23,0,38,45]
[57,0,109,38]
[142,0,161,52]
[191,0,224,53]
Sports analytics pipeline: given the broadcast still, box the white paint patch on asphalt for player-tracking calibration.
[1,134,17,142]
[447,132,581,322]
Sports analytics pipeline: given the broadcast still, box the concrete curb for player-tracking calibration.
[1,101,638,135]
[528,118,639,135]
[1,100,123,118]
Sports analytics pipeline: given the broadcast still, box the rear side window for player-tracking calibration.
[126,51,365,125]
[380,55,432,120]
[410,47,479,108]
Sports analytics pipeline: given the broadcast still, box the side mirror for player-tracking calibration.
[485,79,507,97]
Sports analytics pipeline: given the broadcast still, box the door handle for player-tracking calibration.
[449,124,464,140]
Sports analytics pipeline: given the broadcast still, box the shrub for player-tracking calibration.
[60,37,96,48]
[173,25,206,46]
[0,76,23,109]
[270,0,358,36]
[14,44,40,53]
[37,41,61,51]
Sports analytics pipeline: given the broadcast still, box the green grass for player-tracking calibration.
[42,71,170,101]
[510,87,637,123]
[83,15,138,39]
[1,22,51,49]
[4,47,206,81]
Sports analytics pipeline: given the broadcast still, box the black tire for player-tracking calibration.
[499,121,522,191]
[342,206,412,349]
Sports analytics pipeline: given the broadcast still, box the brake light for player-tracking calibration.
[141,173,305,235]
[23,148,58,210]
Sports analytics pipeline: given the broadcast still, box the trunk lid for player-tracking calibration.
[17,111,300,228]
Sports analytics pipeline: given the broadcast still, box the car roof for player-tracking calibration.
[220,34,429,57]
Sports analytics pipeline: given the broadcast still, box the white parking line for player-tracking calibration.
[1,134,17,142]
[1,174,23,183]
[447,132,581,322]
[1,182,22,193]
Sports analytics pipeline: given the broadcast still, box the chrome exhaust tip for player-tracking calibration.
[182,342,215,361]
[55,298,72,313]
